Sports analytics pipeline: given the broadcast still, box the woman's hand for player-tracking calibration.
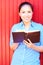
[23,39,33,48]
[23,39,43,52]
[10,43,19,51]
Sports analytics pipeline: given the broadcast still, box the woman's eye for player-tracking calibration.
[22,11,25,13]
[22,11,31,13]
[28,11,31,13]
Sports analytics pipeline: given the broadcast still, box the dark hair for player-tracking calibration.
[19,2,34,12]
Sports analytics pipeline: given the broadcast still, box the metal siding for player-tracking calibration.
[2,0,6,65]
[6,0,10,65]
[0,0,2,65]
[0,0,43,65]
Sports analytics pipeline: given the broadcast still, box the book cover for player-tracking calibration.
[12,30,40,43]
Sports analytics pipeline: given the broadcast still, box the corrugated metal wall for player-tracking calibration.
[0,0,43,65]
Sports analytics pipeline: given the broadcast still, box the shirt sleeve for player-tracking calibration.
[10,28,14,46]
[40,25,43,46]
[10,25,16,46]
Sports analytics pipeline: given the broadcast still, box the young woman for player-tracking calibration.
[10,2,43,65]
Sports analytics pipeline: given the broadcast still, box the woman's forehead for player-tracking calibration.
[20,5,32,11]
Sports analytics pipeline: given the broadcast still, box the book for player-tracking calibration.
[12,30,40,43]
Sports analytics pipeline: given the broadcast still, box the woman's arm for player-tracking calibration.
[10,43,19,51]
[23,39,43,52]
[31,44,43,52]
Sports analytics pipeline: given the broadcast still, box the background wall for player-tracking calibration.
[0,0,43,65]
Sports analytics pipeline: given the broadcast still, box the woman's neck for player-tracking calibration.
[23,21,31,29]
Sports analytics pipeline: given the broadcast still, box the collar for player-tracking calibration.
[20,20,34,27]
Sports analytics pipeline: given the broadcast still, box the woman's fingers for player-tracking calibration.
[23,39,33,48]
[23,40,28,44]
[27,39,32,43]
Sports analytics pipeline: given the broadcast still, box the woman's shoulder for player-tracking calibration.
[32,21,43,29]
[12,22,22,28]
[11,22,22,31]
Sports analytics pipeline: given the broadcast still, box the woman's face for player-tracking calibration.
[19,5,33,22]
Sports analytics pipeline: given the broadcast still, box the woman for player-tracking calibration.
[10,2,43,65]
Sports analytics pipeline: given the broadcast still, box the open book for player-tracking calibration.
[12,30,40,43]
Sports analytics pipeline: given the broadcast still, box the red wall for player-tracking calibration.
[0,0,43,65]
